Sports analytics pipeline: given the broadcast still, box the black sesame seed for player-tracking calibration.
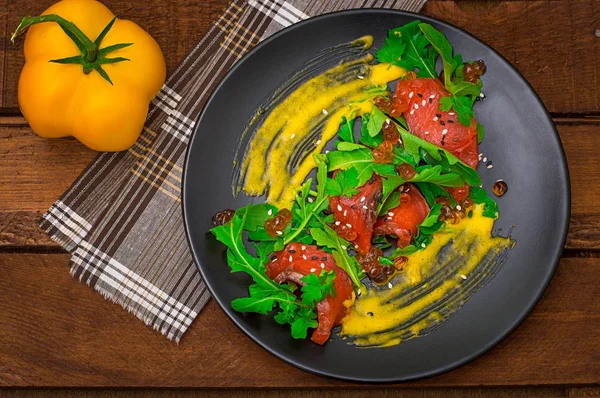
[367,312,374,316]
[417,93,423,98]
[270,255,277,261]
[436,113,441,118]
[289,249,296,254]
[429,98,432,104]
[447,119,454,123]
[351,205,357,209]
[311,256,318,260]
[486,161,493,166]
[440,121,446,126]
[321,257,327,261]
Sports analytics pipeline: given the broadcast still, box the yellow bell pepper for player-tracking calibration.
[11,0,166,152]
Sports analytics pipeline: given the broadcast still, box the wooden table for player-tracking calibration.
[1,0,599,396]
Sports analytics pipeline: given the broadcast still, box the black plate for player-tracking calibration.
[182,10,570,382]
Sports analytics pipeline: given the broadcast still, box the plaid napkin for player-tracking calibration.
[40,0,427,343]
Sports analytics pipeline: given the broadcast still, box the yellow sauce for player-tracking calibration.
[236,36,405,209]
[340,205,514,348]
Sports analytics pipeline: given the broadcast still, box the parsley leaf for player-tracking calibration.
[300,270,336,306]
[290,310,318,339]
[469,186,499,219]
[325,167,360,198]
[338,116,355,143]
[439,95,475,126]
[376,30,406,66]
[390,20,438,78]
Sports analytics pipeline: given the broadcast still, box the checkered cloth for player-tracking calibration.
[40,0,427,342]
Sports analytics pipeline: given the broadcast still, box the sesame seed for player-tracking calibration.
[322,109,328,115]
[307,197,314,203]
[479,93,485,98]
[417,93,423,98]
[343,210,347,217]
[288,255,293,262]
[302,255,307,260]
[421,243,426,248]
[310,268,316,273]
[483,157,488,162]
[414,104,419,109]
[316,139,321,145]
[385,118,391,125]
[410,110,415,115]
[433,117,438,121]
[409,92,414,99]
[449,112,455,116]
[321,263,325,269]
[325,150,329,154]
[461,274,467,280]
[335,221,341,226]
[447,120,454,124]
[388,282,393,289]
[388,212,394,216]
[479,152,483,157]
[357,289,362,296]
[301,246,306,250]
[442,129,448,135]
[421,99,426,106]
[496,179,504,182]
[290,133,296,139]
[487,164,494,169]
[337,205,342,211]
[357,75,364,79]
[424,131,430,135]
[346,223,352,228]
[440,120,446,126]
[429,98,433,104]
[399,185,404,191]
[267,209,273,216]
[341,245,347,250]
[456,205,462,211]
[429,94,435,99]
[360,196,366,202]
[362,205,368,210]
[271,256,277,262]
[276,231,283,235]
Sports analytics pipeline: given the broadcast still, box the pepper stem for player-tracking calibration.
[11,14,132,85]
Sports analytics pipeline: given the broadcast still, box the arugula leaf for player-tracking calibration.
[469,186,499,219]
[325,168,360,198]
[420,203,443,228]
[242,203,278,232]
[439,95,475,126]
[379,191,401,216]
[393,145,417,166]
[391,20,438,78]
[372,235,392,249]
[413,165,464,187]
[392,244,419,257]
[338,116,355,143]
[378,257,395,266]
[418,23,456,87]
[327,148,374,171]
[359,114,384,147]
[477,122,485,144]
[290,311,318,339]
[300,271,336,306]
[336,142,366,151]
[415,182,457,207]
[366,106,388,137]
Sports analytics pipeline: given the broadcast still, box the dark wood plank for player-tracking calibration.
[0,387,572,398]
[422,1,600,115]
[0,253,598,388]
[1,1,599,114]
[1,120,598,250]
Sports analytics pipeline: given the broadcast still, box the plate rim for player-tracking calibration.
[182,8,571,383]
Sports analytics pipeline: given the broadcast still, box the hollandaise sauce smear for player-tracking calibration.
[232,36,405,209]
[340,205,515,348]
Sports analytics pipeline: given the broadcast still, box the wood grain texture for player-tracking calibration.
[1,1,599,114]
[0,253,598,388]
[1,121,598,249]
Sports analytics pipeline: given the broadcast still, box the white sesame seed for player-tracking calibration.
[360,196,366,202]
[346,223,352,228]
[414,103,419,109]
[385,118,391,125]
[343,210,347,217]
[480,93,485,98]
[399,185,404,192]
[337,205,342,211]
[424,131,430,135]
[357,75,364,79]
[321,263,325,269]
[271,257,277,262]
[267,209,273,216]
[433,117,438,121]
[322,109,328,115]
[388,212,394,216]
[442,129,448,135]
[421,100,426,106]
[308,197,314,203]
[302,255,307,260]
[388,282,393,289]
[456,205,462,211]
[449,112,455,116]
[276,231,283,235]
[335,221,341,226]
[341,245,347,250]
[362,205,368,210]
[289,255,293,262]
[310,268,316,273]
[409,92,414,99]
[357,289,362,296]
[410,110,415,115]
[487,164,494,169]
[316,139,321,145]
[290,133,296,139]
[301,246,306,250]
[461,274,467,280]
[496,179,504,182]
[421,243,426,248]
[479,152,483,157]
[325,150,330,154]
[483,157,488,162]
